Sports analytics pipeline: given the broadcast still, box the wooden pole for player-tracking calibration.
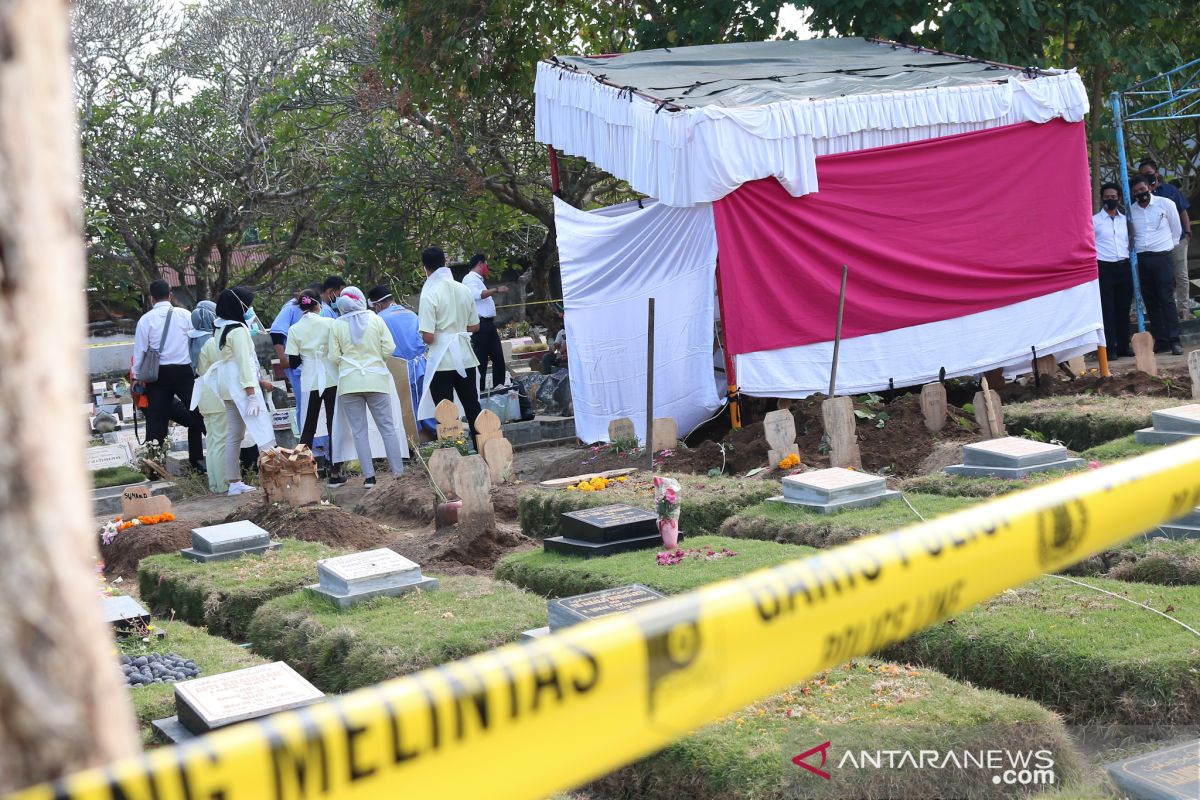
[646,297,655,472]
[828,265,849,398]
[0,0,141,790]
[714,258,741,430]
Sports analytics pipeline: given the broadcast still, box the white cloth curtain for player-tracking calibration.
[536,62,1088,207]
[555,197,722,444]
[735,281,1104,398]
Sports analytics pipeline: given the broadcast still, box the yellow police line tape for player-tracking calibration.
[494,297,563,310]
[10,439,1200,800]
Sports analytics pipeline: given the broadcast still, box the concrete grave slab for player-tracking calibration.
[307,548,439,607]
[768,467,899,514]
[180,520,279,563]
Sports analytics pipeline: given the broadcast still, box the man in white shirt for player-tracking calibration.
[461,253,509,392]
[133,279,206,469]
[1129,174,1184,355]
[418,246,483,444]
[1093,182,1134,359]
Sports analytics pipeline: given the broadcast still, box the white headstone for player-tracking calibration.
[86,443,134,471]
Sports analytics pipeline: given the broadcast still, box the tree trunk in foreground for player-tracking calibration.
[0,0,141,791]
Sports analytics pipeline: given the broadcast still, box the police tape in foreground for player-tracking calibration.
[13,439,1200,800]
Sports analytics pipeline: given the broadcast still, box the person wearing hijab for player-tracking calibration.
[187,301,229,493]
[188,300,217,372]
[328,286,407,487]
[213,287,276,495]
[284,289,343,484]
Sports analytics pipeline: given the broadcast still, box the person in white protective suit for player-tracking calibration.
[328,286,407,488]
[284,288,344,485]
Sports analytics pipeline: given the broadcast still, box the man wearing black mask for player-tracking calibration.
[1129,174,1183,355]
[1138,158,1192,318]
[1093,183,1133,358]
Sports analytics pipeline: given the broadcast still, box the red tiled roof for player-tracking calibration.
[159,245,273,288]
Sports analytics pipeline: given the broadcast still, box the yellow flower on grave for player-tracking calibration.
[566,485,577,491]
[617,476,628,483]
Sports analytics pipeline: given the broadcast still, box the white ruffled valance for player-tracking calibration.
[535,61,1089,207]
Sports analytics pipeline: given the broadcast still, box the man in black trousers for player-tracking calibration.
[133,280,206,469]
[461,253,510,392]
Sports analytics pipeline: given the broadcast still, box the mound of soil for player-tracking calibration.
[390,524,536,576]
[355,469,528,527]
[101,520,198,580]
[231,504,399,550]
[992,368,1191,404]
[537,445,647,481]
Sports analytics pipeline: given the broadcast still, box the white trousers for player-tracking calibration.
[339,391,404,477]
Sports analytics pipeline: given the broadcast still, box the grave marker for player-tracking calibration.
[180,520,280,563]
[307,548,438,607]
[769,467,899,514]
[427,448,462,498]
[435,400,464,440]
[763,409,800,465]
[1132,330,1157,376]
[543,503,661,557]
[919,382,947,432]
[945,436,1083,478]
[100,595,151,632]
[386,356,420,442]
[1190,351,1200,400]
[1105,739,1198,800]
[522,583,667,641]
[475,408,503,453]
[1136,403,1200,445]
[482,437,514,484]
[121,484,172,519]
[608,417,636,444]
[651,417,678,453]
[86,443,133,471]
[972,388,1004,439]
[453,454,494,530]
[1066,355,1086,377]
[153,662,324,743]
[821,396,862,469]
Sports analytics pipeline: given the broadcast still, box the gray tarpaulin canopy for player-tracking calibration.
[548,38,1048,109]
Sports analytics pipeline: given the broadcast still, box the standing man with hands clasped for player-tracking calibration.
[1129,174,1183,355]
[462,253,509,392]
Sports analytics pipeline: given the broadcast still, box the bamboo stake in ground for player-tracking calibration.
[822,266,862,469]
[0,1,141,790]
[645,297,655,473]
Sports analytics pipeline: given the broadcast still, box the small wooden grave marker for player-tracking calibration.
[982,367,1005,388]
[1131,331,1157,376]
[474,409,503,453]
[435,400,464,440]
[821,397,862,469]
[608,417,636,444]
[427,448,462,498]
[920,382,947,433]
[453,454,494,530]
[651,417,678,453]
[973,386,1005,439]
[1189,350,1200,400]
[121,485,172,519]
[482,437,514,484]
[763,409,799,466]
[1067,356,1086,377]
[1034,354,1058,380]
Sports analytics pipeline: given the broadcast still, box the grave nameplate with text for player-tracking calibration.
[1105,739,1199,800]
[547,584,666,631]
[559,504,658,544]
[172,662,324,735]
[307,548,438,607]
[86,443,134,471]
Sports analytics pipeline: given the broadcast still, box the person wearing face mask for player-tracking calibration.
[328,286,408,488]
[1093,183,1134,359]
[462,253,509,392]
[188,301,231,494]
[1138,158,1192,318]
[213,287,277,495]
[1128,174,1184,355]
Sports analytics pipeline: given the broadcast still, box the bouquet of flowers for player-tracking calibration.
[652,475,682,548]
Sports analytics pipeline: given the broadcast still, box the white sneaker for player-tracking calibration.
[226,482,257,496]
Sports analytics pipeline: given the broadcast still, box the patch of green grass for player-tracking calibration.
[124,619,268,745]
[897,471,1062,498]
[719,494,975,547]
[247,575,545,693]
[495,535,816,597]
[589,659,1085,800]
[92,466,148,489]
[1079,434,1158,463]
[138,540,343,641]
[1064,536,1200,585]
[1004,395,1181,451]
[884,576,1200,725]
[518,473,777,539]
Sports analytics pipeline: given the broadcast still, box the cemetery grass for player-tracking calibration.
[92,465,150,489]
[1063,536,1200,586]
[495,535,818,597]
[1079,434,1157,462]
[120,619,268,746]
[718,494,975,548]
[884,575,1200,725]
[247,574,544,693]
[138,540,345,641]
[897,471,1065,498]
[1003,394,1183,451]
[518,474,777,539]
[587,658,1085,800]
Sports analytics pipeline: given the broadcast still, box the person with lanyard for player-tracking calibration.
[328,286,407,488]
[1093,183,1134,360]
[270,282,321,428]
[368,284,430,433]
[416,246,483,445]
[133,279,206,472]
[1129,174,1184,355]
[187,301,230,494]
[1138,158,1193,318]
[320,275,345,318]
[210,287,277,495]
[284,289,344,485]
[461,253,509,392]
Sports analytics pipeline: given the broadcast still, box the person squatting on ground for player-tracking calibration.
[416,246,484,445]
[1093,182,1133,360]
[285,289,343,485]
[329,286,406,488]
[133,279,206,470]
[462,253,509,392]
[211,287,276,495]
[1129,174,1184,356]
[188,301,230,494]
